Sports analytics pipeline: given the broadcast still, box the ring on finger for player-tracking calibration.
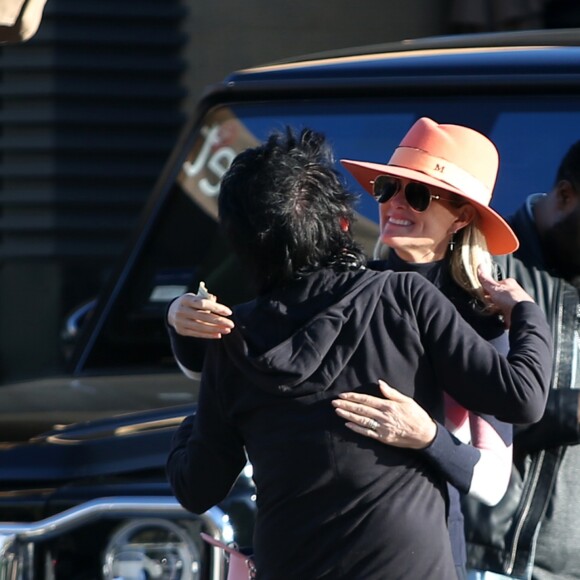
[368,419,379,431]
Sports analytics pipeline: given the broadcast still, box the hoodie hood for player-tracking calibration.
[222,268,386,396]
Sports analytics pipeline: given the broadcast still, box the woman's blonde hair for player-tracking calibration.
[449,219,494,305]
[373,215,495,307]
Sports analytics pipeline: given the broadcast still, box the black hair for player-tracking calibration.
[555,140,580,190]
[218,127,366,293]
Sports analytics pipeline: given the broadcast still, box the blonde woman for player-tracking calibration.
[337,117,515,580]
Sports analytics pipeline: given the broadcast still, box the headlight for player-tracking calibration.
[102,518,201,580]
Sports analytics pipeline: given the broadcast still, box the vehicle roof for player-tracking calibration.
[224,28,580,84]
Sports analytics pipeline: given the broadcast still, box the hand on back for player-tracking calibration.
[332,380,437,449]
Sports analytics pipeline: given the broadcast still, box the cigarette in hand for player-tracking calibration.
[197,281,211,299]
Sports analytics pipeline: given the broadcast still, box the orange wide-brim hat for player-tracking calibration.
[341,117,519,255]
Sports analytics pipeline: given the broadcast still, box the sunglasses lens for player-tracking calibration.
[373,176,400,204]
[405,182,432,212]
[373,177,435,212]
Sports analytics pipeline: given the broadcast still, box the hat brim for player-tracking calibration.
[341,159,519,255]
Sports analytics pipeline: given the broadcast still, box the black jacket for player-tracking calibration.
[463,197,580,579]
[167,267,551,580]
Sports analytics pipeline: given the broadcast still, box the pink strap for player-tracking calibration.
[200,532,243,557]
[200,533,256,579]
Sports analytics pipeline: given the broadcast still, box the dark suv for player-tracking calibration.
[1,28,580,580]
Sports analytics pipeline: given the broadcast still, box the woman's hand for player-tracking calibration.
[478,266,535,328]
[167,292,234,339]
[332,380,437,449]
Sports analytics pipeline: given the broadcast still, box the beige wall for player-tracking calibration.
[180,0,451,113]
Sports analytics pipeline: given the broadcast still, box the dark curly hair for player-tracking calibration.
[218,127,366,293]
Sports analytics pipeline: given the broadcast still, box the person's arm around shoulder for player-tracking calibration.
[411,269,552,423]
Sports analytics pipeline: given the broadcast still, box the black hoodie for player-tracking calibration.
[167,267,551,580]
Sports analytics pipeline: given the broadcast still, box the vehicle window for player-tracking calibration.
[79,95,580,372]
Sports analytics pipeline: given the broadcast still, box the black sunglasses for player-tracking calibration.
[372,175,453,213]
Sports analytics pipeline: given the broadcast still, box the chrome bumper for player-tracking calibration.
[0,496,231,580]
